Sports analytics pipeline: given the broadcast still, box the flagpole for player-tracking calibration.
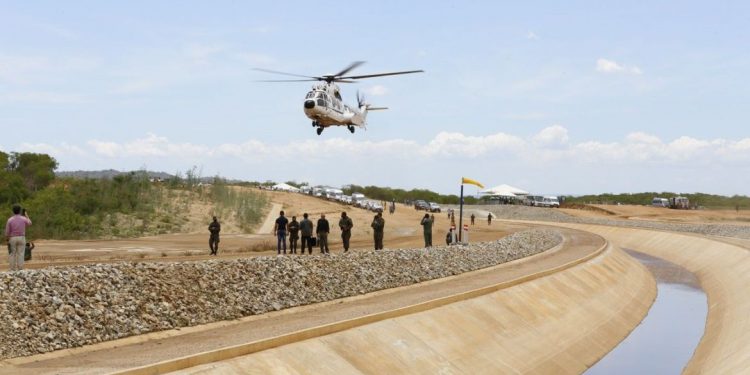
[458,184,464,243]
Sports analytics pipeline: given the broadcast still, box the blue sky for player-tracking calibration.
[1,1,748,195]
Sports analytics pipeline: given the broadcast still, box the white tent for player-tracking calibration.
[481,184,529,197]
[272,183,300,192]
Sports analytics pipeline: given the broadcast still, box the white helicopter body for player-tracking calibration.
[255,62,422,135]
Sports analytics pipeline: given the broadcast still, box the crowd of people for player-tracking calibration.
[207,209,473,255]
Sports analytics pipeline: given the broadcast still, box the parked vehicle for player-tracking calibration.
[414,200,429,210]
[541,196,560,208]
[669,196,690,209]
[428,202,442,213]
[652,197,670,207]
[370,202,383,213]
[526,195,544,206]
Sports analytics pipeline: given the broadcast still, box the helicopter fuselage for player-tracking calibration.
[303,83,365,128]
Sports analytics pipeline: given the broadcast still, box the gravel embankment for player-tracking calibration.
[447,204,750,239]
[0,229,560,359]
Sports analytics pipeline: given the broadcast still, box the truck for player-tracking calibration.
[669,196,690,209]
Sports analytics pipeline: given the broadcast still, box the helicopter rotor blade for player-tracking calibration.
[252,68,320,80]
[341,70,424,80]
[255,79,320,82]
[333,61,366,78]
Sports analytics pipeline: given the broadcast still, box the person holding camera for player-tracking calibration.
[5,204,32,271]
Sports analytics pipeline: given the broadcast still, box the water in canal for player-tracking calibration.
[585,249,707,374]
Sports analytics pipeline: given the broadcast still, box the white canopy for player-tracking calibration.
[272,183,300,192]
[481,184,529,197]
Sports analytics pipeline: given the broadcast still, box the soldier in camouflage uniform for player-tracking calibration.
[370,212,385,250]
[208,216,220,255]
[338,212,354,252]
[420,213,433,247]
[288,216,300,254]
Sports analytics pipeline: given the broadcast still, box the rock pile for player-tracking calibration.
[0,229,560,359]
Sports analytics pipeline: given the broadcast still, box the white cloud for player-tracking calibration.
[24,128,750,196]
[422,131,526,157]
[17,142,86,156]
[533,125,569,146]
[71,129,750,165]
[364,85,388,96]
[88,133,209,158]
[596,58,642,75]
[526,31,539,40]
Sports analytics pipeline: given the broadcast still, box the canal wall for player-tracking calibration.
[552,224,750,374]
[167,241,656,374]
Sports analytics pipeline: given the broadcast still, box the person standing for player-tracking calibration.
[288,216,300,254]
[371,213,385,250]
[446,228,456,245]
[299,213,314,255]
[487,213,492,225]
[338,212,353,252]
[470,213,475,225]
[316,213,330,254]
[208,216,221,256]
[420,213,433,247]
[5,205,32,271]
[274,210,289,255]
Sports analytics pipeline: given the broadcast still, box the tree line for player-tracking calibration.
[564,192,750,209]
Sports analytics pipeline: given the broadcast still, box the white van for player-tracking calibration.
[652,197,669,207]
[541,196,560,208]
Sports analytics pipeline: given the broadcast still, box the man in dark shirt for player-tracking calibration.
[288,216,300,254]
[274,210,289,255]
[208,216,221,255]
[299,213,314,254]
[338,212,353,252]
[371,213,385,250]
[316,213,330,254]
[420,213,433,247]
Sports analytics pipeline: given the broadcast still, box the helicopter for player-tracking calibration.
[255,61,423,135]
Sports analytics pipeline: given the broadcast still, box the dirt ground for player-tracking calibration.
[2,190,524,270]
[10,189,744,271]
[560,204,750,225]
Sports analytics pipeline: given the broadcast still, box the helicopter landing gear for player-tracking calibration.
[348,125,355,134]
[312,120,318,127]
[316,127,323,135]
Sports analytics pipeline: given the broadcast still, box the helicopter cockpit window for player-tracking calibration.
[317,98,326,107]
[305,92,314,99]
